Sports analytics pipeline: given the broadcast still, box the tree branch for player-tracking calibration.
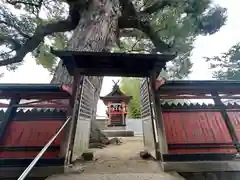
[119,0,137,17]
[6,0,40,7]
[0,20,30,38]
[6,0,43,15]
[0,34,22,49]
[138,21,172,52]
[131,38,141,51]
[141,0,172,14]
[0,3,80,66]
[120,28,146,37]
[120,26,165,38]
[118,0,175,54]
[118,17,174,53]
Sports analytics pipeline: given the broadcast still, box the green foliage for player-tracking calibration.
[206,43,240,80]
[195,5,227,35]
[0,0,69,71]
[0,0,227,76]
[119,78,141,118]
[32,42,57,73]
[115,0,227,79]
[119,77,190,118]
[32,32,68,73]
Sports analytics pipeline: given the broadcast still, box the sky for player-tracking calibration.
[0,0,239,116]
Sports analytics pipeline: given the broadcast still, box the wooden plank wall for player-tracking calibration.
[0,109,66,158]
[162,111,239,154]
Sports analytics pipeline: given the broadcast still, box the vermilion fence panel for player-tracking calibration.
[228,112,240,140]
[2,121,63,147]
[0,120,63,158]
[163,112,237,154]
[0,110,66,159]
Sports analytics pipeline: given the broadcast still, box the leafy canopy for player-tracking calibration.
[114,1,227,79]
[0,0,227,79]
[206,43,240,80]
[0,0,69,72]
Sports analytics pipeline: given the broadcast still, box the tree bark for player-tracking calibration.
[51,0,120,144]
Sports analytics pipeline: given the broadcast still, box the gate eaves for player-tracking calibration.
[51,50,175,77]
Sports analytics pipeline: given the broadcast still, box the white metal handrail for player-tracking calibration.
[17,116,72,180]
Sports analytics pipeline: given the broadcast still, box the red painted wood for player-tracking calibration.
[1,120,63,158]
[2,121,63,146]
[110,111,127,115]
[0,102,67,108]
[156,79,166,89]
[0,151,59,158]
[160,96,217,99]
[169,148,237,154]
[163,112,237,154]
[228,112,240,140]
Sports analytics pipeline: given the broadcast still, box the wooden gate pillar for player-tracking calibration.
[60,71,83,165]
[211,91,239,152]
[149,72,168,158]
[0,97,20,144]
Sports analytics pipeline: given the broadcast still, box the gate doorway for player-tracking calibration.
[51,50,175,164]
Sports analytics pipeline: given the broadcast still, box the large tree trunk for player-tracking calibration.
[51,0,120,145]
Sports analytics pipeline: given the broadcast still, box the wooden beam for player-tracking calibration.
[211,92,239,151]
[0,102,67,108]
[162,108,240,112]
[159,95,214,99]
[159,95,240,99]
[0,166,64,178]
[163,161,240,172]
[149,72,168,158]
[0,97,20,144]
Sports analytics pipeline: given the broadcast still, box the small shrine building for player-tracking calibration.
[100,81,132,127]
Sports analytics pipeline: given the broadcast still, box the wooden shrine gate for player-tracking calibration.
[50,50,175,166]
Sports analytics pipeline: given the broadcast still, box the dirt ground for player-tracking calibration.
[75,136,163,174]
[47,136,184,180]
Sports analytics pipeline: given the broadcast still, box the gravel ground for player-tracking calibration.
[46,137,184,180]
[78,136,162,174]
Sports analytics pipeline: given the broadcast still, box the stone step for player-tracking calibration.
[102,130,134,137]
[46,173,185,180]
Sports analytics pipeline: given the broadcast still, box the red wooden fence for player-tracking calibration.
[163,111,239,154]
